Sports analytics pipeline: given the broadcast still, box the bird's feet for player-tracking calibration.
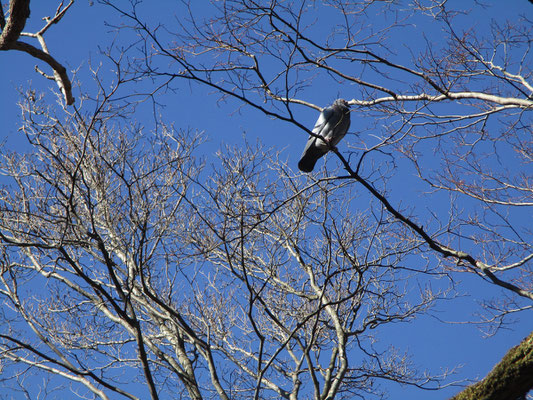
[324,138,337,152]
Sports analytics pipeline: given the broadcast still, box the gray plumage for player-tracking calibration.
[298,99,351,173]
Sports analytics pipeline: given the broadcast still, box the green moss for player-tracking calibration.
[450,331,533,400]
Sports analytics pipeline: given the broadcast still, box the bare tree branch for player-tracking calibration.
[0,0,74,105]
[0,0,30,47]
[1,1,531,399]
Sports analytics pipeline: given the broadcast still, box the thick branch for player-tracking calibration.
[350,91,533,109]
[450,331,533,400]
[0,0,74,105]
[0,0,30,47]
[6,40,74,105]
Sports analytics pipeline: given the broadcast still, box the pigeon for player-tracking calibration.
[298,99,350,173]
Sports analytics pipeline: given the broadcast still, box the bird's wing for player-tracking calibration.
[320,106,350,145]
[312,106,335,135]
[306,106,335,151]
[328,110,350,147]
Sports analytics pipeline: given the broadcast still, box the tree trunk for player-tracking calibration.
[450,331,533,400]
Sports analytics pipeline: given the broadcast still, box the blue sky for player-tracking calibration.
[1,1,532,399]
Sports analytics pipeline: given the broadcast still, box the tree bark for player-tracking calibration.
[450,331,533,400]
[0,0,74,105]
[0,0,30,48]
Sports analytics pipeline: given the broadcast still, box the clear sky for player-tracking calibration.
[1,1,532,399]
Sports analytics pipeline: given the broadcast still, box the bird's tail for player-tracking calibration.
[298,148,325,172]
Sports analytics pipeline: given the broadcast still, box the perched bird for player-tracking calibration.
[298,99,351,173]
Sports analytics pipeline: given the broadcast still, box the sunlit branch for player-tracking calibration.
[349,91,533,108]
[0,0,74,105]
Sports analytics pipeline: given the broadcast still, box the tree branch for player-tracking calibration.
[349,91,533,109]
[0,0,74,105]
[8,40,74,105]
[333,149,533,302]
[0,0,30,47]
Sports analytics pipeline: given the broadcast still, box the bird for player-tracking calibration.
[298,99,351,173]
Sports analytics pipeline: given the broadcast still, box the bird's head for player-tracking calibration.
[334,99,350,110]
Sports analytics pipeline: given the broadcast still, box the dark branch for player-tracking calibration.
[0,0,30,48]
[6,40,74,105]
[0,0,74,105]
